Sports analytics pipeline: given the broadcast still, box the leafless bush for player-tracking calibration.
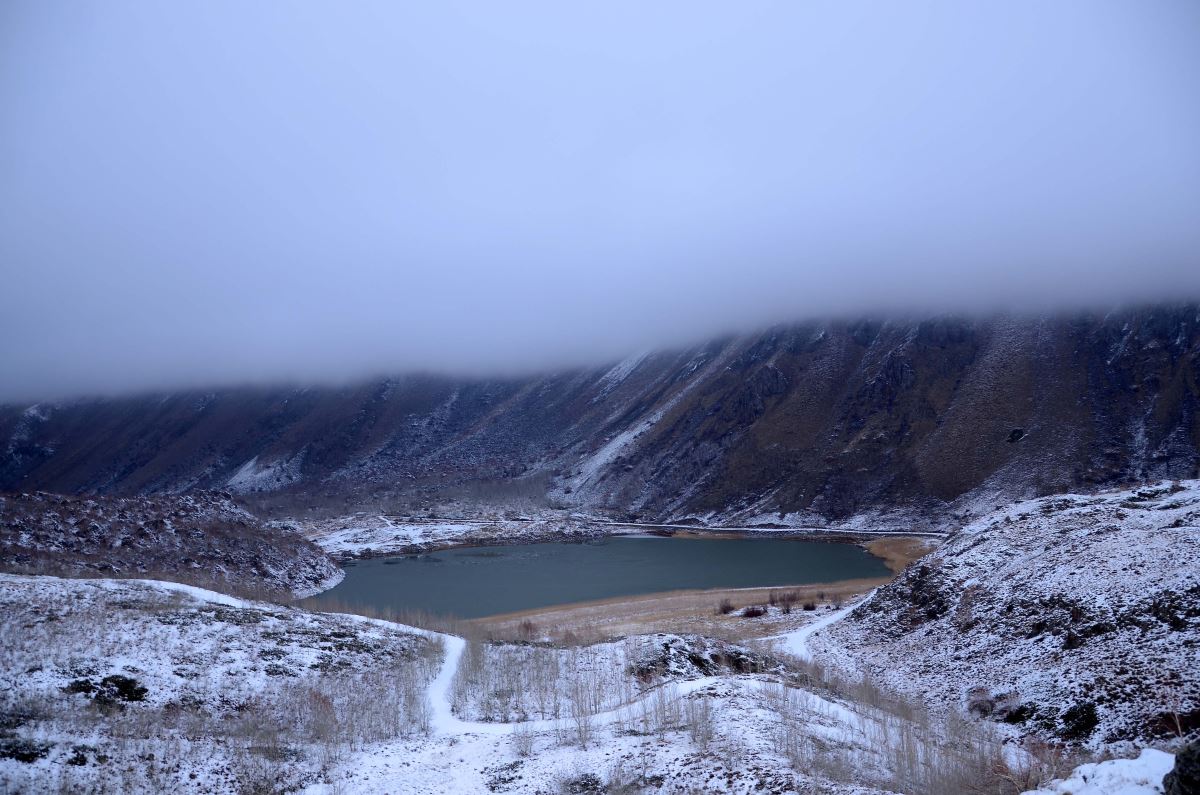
[685,694,715,751]
[452,640,638,724]
[650,684,682,738]
[761,670,1090,795]
[716,598,735,615]
[511,722,535,757]
[741,605,767,618]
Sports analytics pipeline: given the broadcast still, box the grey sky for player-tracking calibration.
[3,1,1199,401]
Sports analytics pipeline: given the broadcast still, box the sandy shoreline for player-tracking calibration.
[469,535,935,641]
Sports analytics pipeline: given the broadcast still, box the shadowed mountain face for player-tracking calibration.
[3,307,1199,526]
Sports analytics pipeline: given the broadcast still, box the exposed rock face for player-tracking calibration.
[1164,741,1200,795]
[2,307,1198,526]
[0,492,341,597]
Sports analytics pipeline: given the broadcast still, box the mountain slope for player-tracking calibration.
[814,480,1200,747]
[3,307,1198,527]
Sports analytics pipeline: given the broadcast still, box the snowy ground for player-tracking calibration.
[292,513,614,559]
[0,574,439,793]
[1020,749,1176,795]
[2,572,1043,795]
[5,482,1194,793]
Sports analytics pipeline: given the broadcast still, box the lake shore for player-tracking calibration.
[470,535,935,642]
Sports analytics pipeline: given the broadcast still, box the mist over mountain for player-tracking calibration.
[5,306,1197,529]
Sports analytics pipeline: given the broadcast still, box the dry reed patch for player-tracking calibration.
[863,536,938,574]
[473,578,885,643]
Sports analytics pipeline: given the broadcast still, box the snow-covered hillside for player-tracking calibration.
[293,512,612,559]
[0,574,439,793]
[814,480,1200,750]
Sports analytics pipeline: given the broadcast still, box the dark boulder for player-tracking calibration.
[1164,741,1200,795]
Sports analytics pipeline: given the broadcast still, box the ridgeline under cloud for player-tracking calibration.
[2,1,1199,401]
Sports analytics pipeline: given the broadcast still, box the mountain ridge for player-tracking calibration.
[4,306,1198,529]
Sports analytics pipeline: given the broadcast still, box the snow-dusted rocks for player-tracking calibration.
[0,491,342,597]
[815,480,1200,748]
[296,511,610,560]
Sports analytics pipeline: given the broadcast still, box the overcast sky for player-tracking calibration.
[3,1,1199,401]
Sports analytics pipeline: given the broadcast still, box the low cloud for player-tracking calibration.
[3,1,1199,401]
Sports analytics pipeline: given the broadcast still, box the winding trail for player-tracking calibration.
[774,590,875,661]
[426,633,472,733]
[345,592,875,738]
[420,629,720,737]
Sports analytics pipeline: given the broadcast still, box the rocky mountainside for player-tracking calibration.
[2,306,1198,529]
[815,480,1200,749]
[0,492,341,597]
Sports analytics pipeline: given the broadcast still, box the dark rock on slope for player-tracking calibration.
[2,306,1198,527]
[0,491,341,597]
[1164,741,1200,795]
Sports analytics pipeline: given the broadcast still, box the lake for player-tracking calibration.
[303,535,891,619]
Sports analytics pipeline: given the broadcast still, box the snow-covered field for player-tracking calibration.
[1020,749,1176,795]
[2,572,1062,794]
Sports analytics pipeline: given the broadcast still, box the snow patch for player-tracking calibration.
[226,452,305,492]
[1021,748,1175,795]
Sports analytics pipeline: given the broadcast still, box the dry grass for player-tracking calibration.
[475,577,876,641]
[864,536,939,574]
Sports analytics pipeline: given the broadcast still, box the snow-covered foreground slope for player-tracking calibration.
[2,571,1084,795]
[0,574,439,793]
[813,480,1200,750]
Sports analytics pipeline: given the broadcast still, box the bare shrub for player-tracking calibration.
[511,722,535,757]
[684,695,714,751]
[716,598,735,615]
[759,670,1083,795]
[650,684,682,738]
[741,605,767,618]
